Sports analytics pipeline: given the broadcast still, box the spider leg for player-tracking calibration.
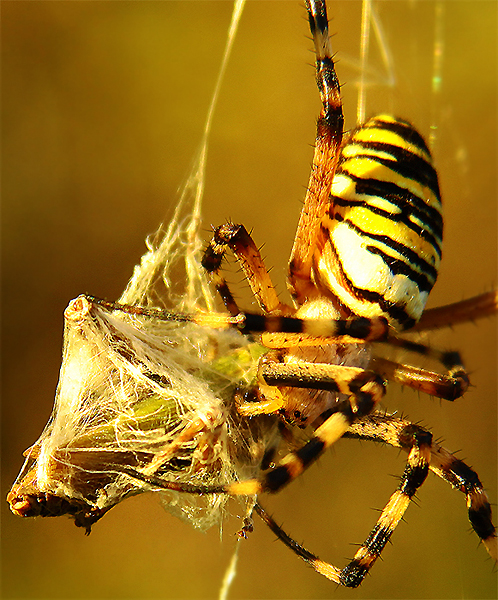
[202,222,289,315]
[428,444,497,561]
[344,414,497,561]
[86,295,389,340]
[230,365,386,495]
[288,0,344,301]
[376,335,470,399]
[254,502,343,584]
[412,290,498,332]
[339,425,432,586]
[121,412,495,586]
[260,415,496,586]
[372,355,469,400]
[253,419,433,588]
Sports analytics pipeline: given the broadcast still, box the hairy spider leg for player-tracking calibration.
[344,414,497,561]
[202,222,290,315]
[288,0,344,302]
[412,290,498,331]
[253,413,496,587]
[252,420,431,588]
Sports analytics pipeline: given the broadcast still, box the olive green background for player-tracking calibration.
[2,1,496,599]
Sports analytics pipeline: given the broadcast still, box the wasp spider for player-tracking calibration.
[76,0,496,587]
[8,0,496,589]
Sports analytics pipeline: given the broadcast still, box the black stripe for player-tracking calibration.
[263,371,341,392]
[331,195,442,257]
[338,216,439,283]
[362,138,438,185]
[335,316,381,339]
[340,561,369,588]
[307,0,328,36]
[336,171,443,241]
[363,116,431,156]
[318,57,341,97]
[296,437,326,467]
[352,287,416,329]
[440,350,464,369]
[448,459,485,494]
[355,390,378,416]
[436,372,468,401]
[241,314,304,334]
[392,339,431,356]
[240,313,267,332]
[320,235,417,329]
[317,110,344,143]
[469,504,496,541]
[200,245,223,272]
[399,464,429,497]
[398,424,433,448]
[343,144,441,202]
[363,522,393,556]
[265,465,292,492]
[271,316,304,333]
[366,245,434,292]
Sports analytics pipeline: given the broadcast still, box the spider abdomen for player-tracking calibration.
[313,114,443,331]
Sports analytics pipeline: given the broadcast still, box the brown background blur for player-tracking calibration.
[2,1,496,599]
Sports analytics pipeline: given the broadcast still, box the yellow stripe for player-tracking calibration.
[312,560,342,583]
[315,230,429,325]
[281,454,304,479]
[377,490,411,529]
[331,172,442,248]
[228,480,262,495]
[341,143,399,162]
[351,490,411,567]
[315,412,350,447]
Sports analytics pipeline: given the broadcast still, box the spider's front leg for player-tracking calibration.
[202,222,290,315]
[288,0,344,301]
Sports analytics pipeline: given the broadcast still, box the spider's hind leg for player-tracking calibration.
[412,289,498,331]
[345,414,497,562]
[253,418,433,587]
[374,336,470,400]
[339,421,433,586]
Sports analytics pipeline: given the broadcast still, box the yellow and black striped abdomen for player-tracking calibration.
[313,115,443,331]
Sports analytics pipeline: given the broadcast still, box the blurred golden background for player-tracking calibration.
[2,1,496,599]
